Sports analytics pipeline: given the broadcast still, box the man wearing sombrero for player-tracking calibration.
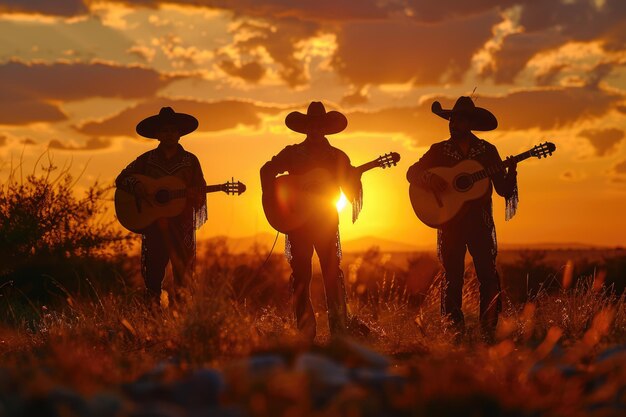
[407,96,518,342]
[260,101,364,341]
[116,107,207,303]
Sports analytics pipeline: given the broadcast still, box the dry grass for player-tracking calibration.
[1,253,625,416]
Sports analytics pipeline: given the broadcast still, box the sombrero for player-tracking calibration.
[285,101,347,135]
[431,96,498,131]
[136,107,198,139]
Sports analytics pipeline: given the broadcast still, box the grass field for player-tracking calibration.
[1,242,625,417]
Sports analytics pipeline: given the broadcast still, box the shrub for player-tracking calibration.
[0,155,132,314]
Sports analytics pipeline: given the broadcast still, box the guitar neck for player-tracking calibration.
[356,160,382,175]
[170,184,224,199]
[472,150,533,181]
[204,184,224,194]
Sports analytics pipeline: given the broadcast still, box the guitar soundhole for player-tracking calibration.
[155,189,170,204]
[454,174,472,192]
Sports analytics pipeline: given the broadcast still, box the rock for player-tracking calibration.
[332,338,390,369]
[350,368,406,390]
[295,353,349,408]
[48,387,88,415]
[246,354,286,375]
[169,368,224,408]
[85,392,124,417]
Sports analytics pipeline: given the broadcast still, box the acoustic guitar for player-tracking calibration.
[263,152,400,233]
[409,142,556,228]
[115,174,246,233]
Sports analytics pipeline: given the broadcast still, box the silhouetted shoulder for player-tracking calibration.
[182,149,201,165]
[135,148,158,162]
[424,140,449,154]
[330,145,351,165]
[478,139,501,158]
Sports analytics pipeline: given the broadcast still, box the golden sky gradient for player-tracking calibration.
[1,1,625,248]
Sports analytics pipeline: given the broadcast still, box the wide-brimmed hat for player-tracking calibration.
[285,101,347,135]
[136,107,199,139]
[431,96,497,131]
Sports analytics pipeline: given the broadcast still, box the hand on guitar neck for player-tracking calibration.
[409,141,555,228]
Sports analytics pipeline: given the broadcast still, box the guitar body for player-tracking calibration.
[262,151,400,233]
[115,174,188,233]
[409,159,491,228]
[262,169,338,233]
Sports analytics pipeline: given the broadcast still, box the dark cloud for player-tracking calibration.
[614,160,626,174]
[0,61,174,125]
[0,135,6,147]
[332,12,499,86]
[0,0,88,16]
[111,0,397,22]
[225,18,319,87]
[0,61,172,101]
[78,98,285,137]
[488,0,626,83]
[475,85,621,130]
[48,137,111,151]
[0,100,66,125]
[345,85,622,145]
[404,0,518,23]
[217,58,266,83]
[341,90,369,107]
[346,105,447,146]
[579,128,624,157]
[486,31,565,84]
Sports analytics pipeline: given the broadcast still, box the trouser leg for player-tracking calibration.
[288,232,316,341]
[467,229,501,340]
[156,218,194,292]
[315,229,347,336]
[142,225,170,302]
[439,228,467,329]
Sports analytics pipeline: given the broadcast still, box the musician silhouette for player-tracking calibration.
[261,101,365,341]
[407,97,518,342]
[116,107,207,303]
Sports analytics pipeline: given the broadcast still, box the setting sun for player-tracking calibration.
[336,192,349,212]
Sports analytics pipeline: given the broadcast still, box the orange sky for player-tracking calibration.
[0,1,625,248]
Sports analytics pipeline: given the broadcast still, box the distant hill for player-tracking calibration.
[202,233,430,253]
[498,242,611,251]
[340,236,429,253]
[201,234,613,254]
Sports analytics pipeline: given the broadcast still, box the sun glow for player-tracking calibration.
[336,192,348,212]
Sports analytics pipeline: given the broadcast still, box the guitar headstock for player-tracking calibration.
[530,141,556,159]
[376,152,401,169]
[222,179,247,195]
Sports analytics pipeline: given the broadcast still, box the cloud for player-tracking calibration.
[0,135,6,147]
[77,98,285,137]
[0,0,88,16]
[487,0,626,83]
[579,128,624,157]
[110,0,397,22]
[341,90,369,107]
[332,12,500,86]
[486,31,565,83]
[344,85,623,146]
[223,18,319,87]
[345,104,447,146]
[614,160,626,174]
[475,85,622,130]
[48,137,112,151]
[217,58,266,83]
[0,61,175,125]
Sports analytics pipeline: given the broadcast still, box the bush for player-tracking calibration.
[0,156,132,313]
